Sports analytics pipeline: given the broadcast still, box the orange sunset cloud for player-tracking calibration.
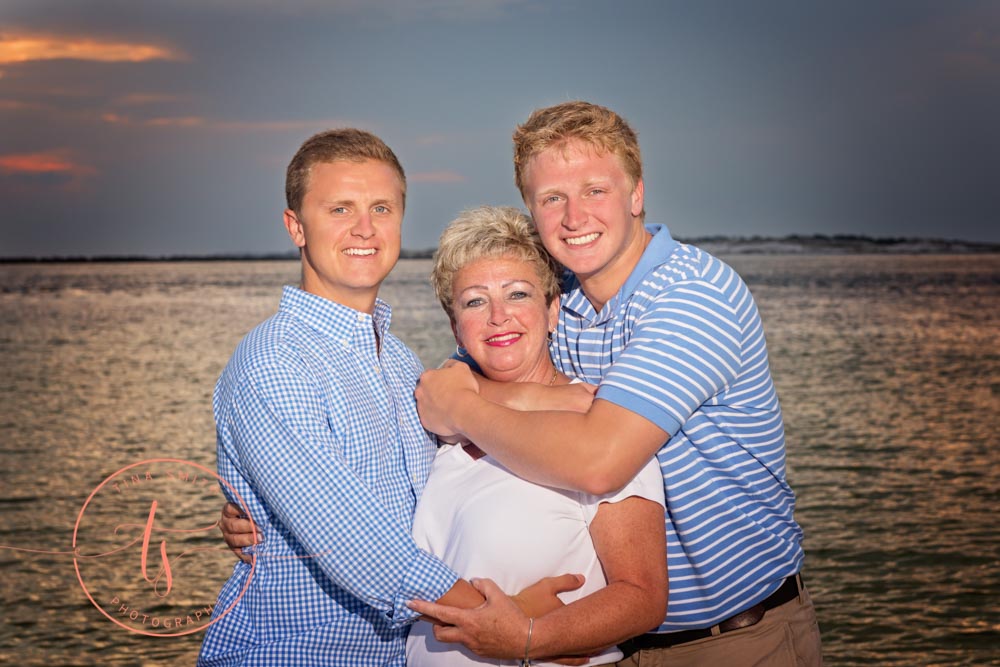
[100,113,355,133]
[0,150,95,178]
[0,32,184,65]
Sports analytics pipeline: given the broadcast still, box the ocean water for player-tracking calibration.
[1,255,997,665]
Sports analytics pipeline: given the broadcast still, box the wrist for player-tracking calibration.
[520,616,535,666]
[450,386,483,436]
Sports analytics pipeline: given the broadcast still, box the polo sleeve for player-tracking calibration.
[596,280,742,436]
[222,354,458,627]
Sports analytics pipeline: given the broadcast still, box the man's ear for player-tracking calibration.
[283,209,306,248]
[630,178,645,218]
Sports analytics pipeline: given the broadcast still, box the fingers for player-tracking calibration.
[229,547,254,564]
[218,501,260,548]
[406,599,466,626]
[432,623,466,644]
[219,517,259,548]
[221,501,244,519]
[546,572,585,595]
[470,577,506,601]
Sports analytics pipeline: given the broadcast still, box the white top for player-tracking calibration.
[406,438,665,666]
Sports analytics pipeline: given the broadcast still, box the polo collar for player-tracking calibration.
[561,223,677,324]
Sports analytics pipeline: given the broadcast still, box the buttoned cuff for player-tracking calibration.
[388,548,459,627]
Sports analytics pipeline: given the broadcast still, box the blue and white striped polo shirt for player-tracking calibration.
[551,224,804,632]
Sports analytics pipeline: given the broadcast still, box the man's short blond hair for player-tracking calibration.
[285,128,406,215]
[431,206,561,321]
[512,100,643,198]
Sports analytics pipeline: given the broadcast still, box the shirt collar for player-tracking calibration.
[561,223,677,323]
[279,285,393,346]
[619,223,676,302]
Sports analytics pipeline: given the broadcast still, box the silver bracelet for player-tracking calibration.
[520,617,534,667]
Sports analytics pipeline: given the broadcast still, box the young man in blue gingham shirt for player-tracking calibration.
[414,102,823,666]
[199,129,494,666]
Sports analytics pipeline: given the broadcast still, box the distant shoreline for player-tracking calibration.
[2,235,998,263]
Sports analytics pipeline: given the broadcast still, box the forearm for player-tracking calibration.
[229,379,458,621]
[239,439,458,619]
[529,581,665,659]
[434,579,485,612]
[447,389,660,494]
[476,375,595,414]
[530,494,667,658]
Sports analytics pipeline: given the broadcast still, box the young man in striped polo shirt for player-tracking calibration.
[413,101,823,666]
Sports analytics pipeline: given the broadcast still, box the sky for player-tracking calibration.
[1,0,998,257]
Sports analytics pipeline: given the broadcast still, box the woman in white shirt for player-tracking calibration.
[407,206,666,666]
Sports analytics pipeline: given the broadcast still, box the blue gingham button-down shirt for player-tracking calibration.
[199,286,457,666]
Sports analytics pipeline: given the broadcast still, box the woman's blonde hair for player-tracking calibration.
[431,206,561,321]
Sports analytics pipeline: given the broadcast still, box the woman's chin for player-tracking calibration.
[476,363,525,384]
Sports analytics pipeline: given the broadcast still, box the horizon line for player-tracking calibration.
[2,233,998,263]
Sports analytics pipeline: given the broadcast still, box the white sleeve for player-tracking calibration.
[578,456,665,524]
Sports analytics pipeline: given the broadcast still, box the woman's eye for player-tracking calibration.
[464,298,484,308]
[509,291,529,300]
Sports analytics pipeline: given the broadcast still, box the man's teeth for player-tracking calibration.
[487,333,520,343]
[565,232,600,246]
[343,248,377,256]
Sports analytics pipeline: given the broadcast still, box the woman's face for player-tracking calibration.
[450,255,559,384]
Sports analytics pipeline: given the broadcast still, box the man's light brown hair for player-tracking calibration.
[513,100,643,203]
[285,128,406,215]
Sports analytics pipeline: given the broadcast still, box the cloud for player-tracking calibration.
[410,170,465,183]
[0,149,92,175]
[100,113,352,132]
[0,149,96,192]
[0,98,42,111]
[113,92,184,106]
[0,31,186,65]
[212,119,354,132]
[945,24,1000,77]
[144,115,206,127]
[146,0,532,21]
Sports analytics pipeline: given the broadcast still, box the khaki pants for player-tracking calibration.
[615,583,823,667]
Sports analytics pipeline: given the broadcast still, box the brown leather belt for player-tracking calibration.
[619,574,802,653]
